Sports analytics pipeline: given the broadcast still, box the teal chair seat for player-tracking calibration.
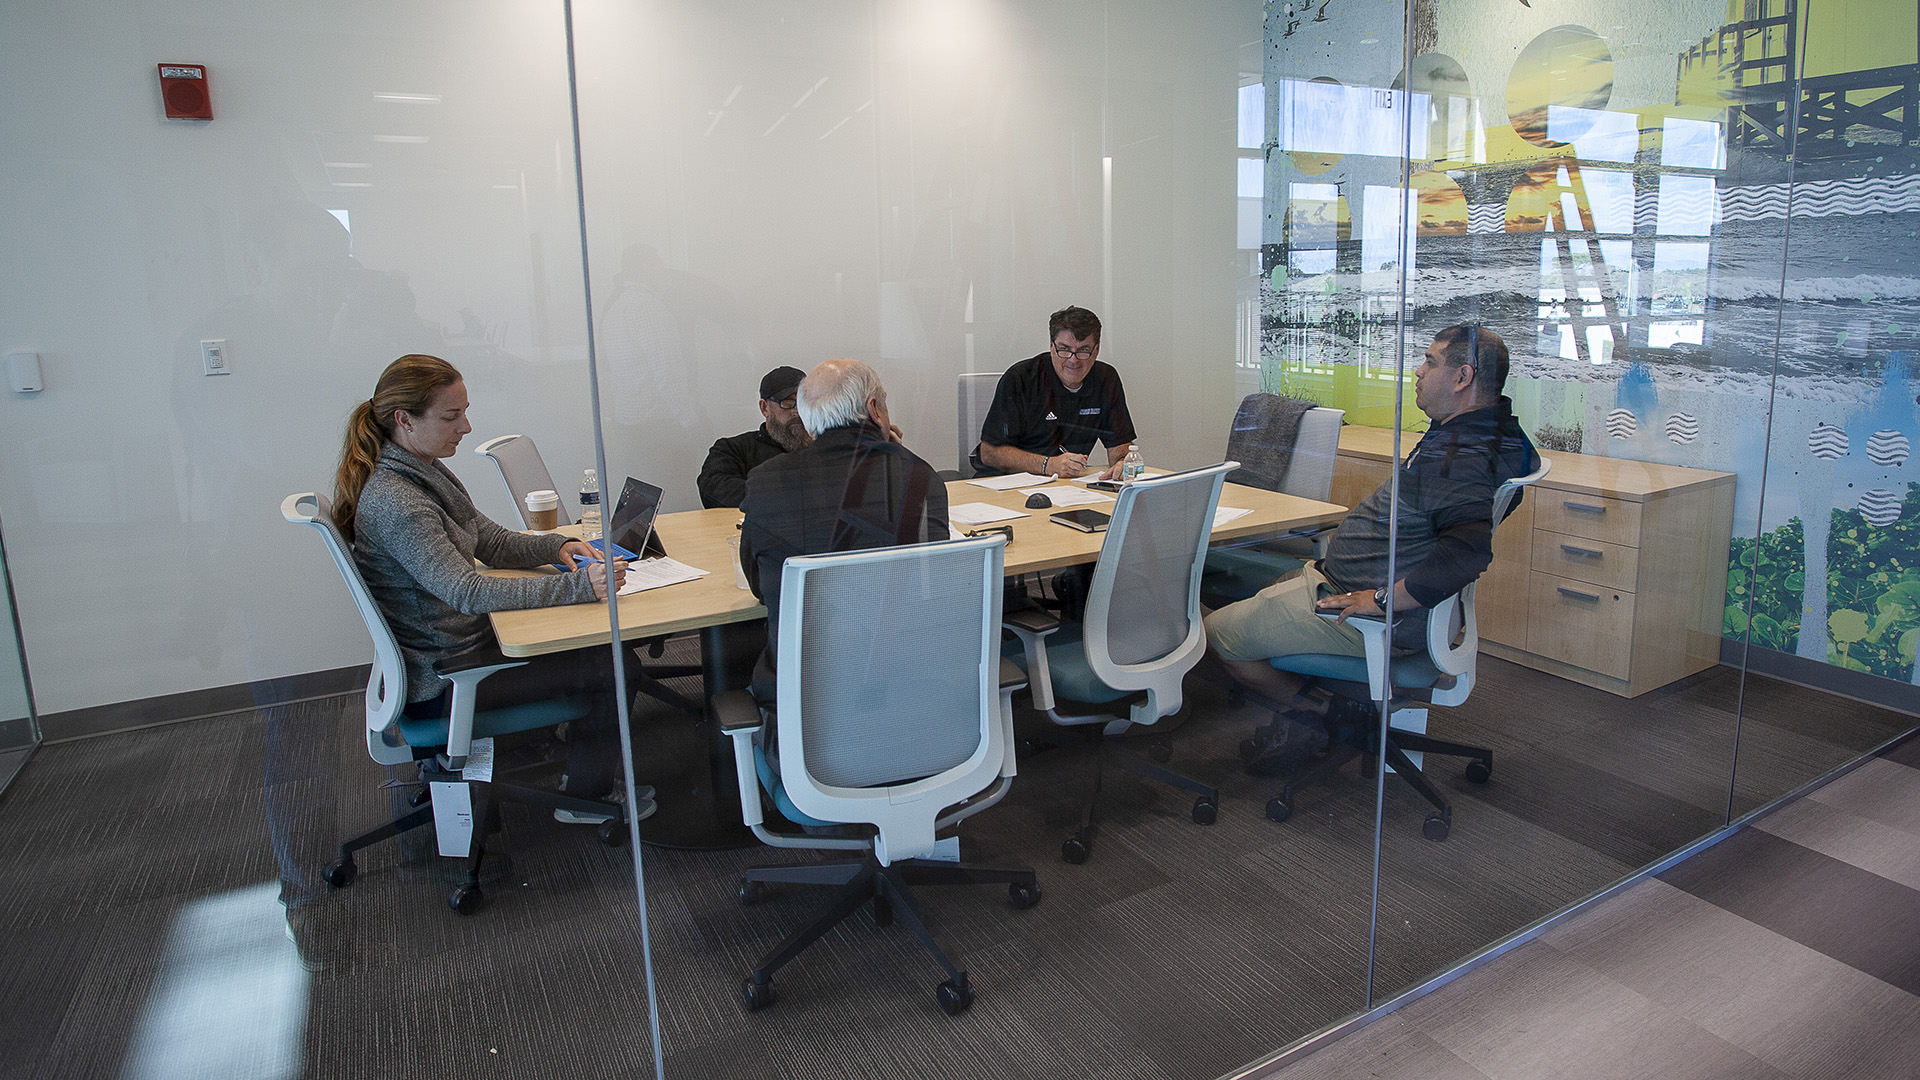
[1003,625,1132,705]
[1269,651,1446,689]
[396,696,592,749]
[751,740,834,828]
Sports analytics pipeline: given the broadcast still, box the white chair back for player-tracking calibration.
[1280,407,1345,500]
[281,492,415,765]
[775,533,1010,865]
[474,434,569,530]
[1081,462,1235,721]
[956,372,1003,478]
[1423,455,1552,705]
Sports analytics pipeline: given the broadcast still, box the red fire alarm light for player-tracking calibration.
[158,64,213,120]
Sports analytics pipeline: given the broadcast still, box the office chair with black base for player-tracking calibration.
[284,492,629,914]
[1254,458,1549,839]
[713,533,1038,1016]
[1003,461,1236,863]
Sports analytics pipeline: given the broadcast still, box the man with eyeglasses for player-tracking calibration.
[697,365,812,508]
[972,306,1136,480]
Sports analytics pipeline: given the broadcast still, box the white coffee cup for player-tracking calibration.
[726,536,751,589]
[524,489,560,532]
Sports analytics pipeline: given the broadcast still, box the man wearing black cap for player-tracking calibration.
[696,365,811,508]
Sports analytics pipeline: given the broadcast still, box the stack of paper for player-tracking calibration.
[967,472,1050,490]
[616,556,711,596]
[949,502,1028,525]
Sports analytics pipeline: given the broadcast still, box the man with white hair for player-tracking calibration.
[738,358,950,680]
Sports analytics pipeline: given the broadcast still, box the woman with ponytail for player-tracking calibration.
[337,354,653,822]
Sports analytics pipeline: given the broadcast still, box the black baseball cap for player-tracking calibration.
[760,366,806,402]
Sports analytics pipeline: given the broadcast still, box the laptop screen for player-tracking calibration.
[608,476,664,558]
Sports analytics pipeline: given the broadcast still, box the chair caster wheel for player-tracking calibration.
[598,819,629,847]
[1147,742,1172,764]
[1265,798,1291,823]
[738,879,771,905]
[1464,760,1492,784]
[409,786,432,808]
[1423,815,1450,841]
[449,883,484,914]
[1192,797,1218,825]
[741,977,776,1012]
[936,977,975,1016]
[1061,835,1091,864]
[322,858,356,888]
[1007,881,1042,909]
[872,893,894,926]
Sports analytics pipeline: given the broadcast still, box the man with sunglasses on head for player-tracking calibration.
[697,365,812,508]
[972,306,1136,481]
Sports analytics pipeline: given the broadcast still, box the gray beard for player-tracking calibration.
[769,418,811,452]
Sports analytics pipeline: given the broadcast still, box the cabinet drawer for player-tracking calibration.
[1526,572,1634,681]
[1531,529,1639,592]
[1533,491,1642,546]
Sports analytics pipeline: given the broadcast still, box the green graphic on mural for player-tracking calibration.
[1726,518,1805,653]
[1826,484,1920,678]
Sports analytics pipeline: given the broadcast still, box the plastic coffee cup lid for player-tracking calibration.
[525,489,560,510]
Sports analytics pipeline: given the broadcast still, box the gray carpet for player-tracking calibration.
[0,650,1910,1080]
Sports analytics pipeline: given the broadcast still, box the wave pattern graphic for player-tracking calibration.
[1867,429,1911,467]
[1719,174,1920,223]
[1606,408,1638,439]
[1468,203,1504,235]
[1633,188,1720,232]
[1665,412,1699,444]
[1859,488,1903,527]
[1809,423,1850,460]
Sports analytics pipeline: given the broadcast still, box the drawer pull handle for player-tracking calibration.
[1557,586,1602,602]
[1560,544,1604,559]
[1563,501,1607,514]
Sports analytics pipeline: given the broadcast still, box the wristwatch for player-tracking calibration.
[1373,585,1390,609]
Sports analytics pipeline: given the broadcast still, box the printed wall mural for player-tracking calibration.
[1262,0,1920,682]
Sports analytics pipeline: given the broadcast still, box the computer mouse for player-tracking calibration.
[1024,492,1053,509]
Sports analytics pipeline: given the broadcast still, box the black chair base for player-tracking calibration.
[1244,682,1492,840]
[321,760,627,914]
[1059,722,1218,864]
[737,855,1040,1015]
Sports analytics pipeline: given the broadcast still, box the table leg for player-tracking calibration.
[633,621,764,850]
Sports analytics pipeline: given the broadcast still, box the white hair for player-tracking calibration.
[796,359,884,436]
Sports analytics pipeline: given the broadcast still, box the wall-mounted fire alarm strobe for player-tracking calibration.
[158,64,213,121]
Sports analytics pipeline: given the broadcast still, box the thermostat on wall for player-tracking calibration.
[158,64,213,121]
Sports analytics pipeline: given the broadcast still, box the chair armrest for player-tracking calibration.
[1314,610,1391,701]
[714,689,763,733]
[999,657,1027,691]
[432,645,529,769]
[1004,607,1061,634]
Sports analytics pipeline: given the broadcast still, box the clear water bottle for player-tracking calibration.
[1121,443,1145,482]
[578,468,602,540]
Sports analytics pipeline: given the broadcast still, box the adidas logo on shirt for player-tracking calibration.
[1045,411,1057,420]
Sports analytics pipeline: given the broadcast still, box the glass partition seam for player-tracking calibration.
[560,3,665,1078]
[1726,0,1809,827]
[0,513,41,743]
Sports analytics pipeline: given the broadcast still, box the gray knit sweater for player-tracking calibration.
[354,442,597,701]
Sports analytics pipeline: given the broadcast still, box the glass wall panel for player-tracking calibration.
[0,523,38,791]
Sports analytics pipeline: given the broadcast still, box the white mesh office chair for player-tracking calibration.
[1260,457,1551,840]
[1203,399,1345,604]
[955,371,1003,479]
[474,434,569,529]
[1003,461,1236,863]
[713,533,1038,1016]
[474,432,702,714]
[283,492,626,914]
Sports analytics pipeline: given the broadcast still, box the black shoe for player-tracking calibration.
[1243,716,1330,777]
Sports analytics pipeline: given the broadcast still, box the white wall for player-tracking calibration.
[0,0,1258,717]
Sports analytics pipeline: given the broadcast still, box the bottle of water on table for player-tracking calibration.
[579,468,601,540]
[1121,443,1145,482]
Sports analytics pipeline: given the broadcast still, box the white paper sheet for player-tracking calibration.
[966,472,1050,490]
[460,736,495,782]
[948,502,1029,525]
[1213,506,1254,528]
[1021,485,1113,507]
[615,556,711,596]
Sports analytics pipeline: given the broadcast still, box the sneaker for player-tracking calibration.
[554,785,659,824]
[1243,716,1329,777]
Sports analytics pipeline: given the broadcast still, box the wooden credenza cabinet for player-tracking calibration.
[1333,426,1735,698]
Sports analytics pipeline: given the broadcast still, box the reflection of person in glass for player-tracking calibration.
[1206,325,1538,759]
[333,354,653,821]
[737,359,949,693]
[696,365,811,509]
[973,305,1136,480]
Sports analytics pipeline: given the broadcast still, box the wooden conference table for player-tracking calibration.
[487,473,1346,847]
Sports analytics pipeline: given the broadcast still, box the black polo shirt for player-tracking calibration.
[970,352,1136,475]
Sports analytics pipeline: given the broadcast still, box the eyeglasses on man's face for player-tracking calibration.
[1051,342,1097,362]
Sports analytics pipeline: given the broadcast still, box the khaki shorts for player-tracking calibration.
[1203,563,1368,664]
